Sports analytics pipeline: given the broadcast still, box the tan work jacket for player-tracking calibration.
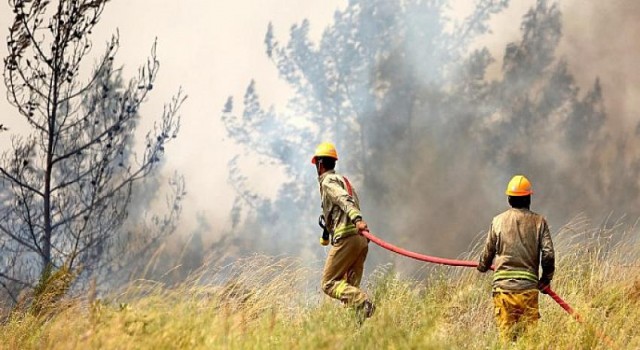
[318,170,362,242]
[478,208,555,291]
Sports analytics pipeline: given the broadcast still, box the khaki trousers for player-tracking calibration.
[321,234,369,306]
[493,289,540,342]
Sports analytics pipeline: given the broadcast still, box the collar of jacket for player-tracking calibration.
[318,169,336,183]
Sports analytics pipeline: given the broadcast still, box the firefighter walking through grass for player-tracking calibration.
[312,142,375,320]
[477,175,555,342]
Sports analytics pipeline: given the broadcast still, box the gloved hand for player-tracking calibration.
[319,215,330,246]
[538,278,551,294]
[355,219,368,233]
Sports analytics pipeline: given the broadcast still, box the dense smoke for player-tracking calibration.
[222,0,640,274]
[558,0,640,132]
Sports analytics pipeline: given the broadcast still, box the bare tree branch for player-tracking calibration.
[0,166,44,197]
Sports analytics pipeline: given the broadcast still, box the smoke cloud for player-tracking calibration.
[2,1,637,282]
[559,0,640,131]
[223,0,640,275]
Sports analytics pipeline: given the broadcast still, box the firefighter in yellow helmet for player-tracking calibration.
[477,175,555,342]
[312,142,375,321]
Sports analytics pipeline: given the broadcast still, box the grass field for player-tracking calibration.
[1,218,638,349]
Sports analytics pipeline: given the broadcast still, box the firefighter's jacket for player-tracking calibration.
[318,170,362,242]
[478,208,555,291]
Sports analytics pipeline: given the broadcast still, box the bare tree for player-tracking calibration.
[1,0,185,300]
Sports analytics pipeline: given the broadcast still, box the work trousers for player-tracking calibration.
[493,289,540,342]
[321,234,369,307]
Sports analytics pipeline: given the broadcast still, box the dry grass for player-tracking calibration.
[1,218,638,349]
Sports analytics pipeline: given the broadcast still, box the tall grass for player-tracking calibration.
[1,218,638,349]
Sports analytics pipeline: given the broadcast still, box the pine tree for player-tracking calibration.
[1,0,185,300]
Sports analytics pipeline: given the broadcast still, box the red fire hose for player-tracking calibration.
[360,230,605,332]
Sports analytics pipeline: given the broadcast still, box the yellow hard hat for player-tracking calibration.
[311,142,338,164]
[505,175,533,196]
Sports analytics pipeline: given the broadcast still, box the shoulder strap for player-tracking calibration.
[342,176,353,196]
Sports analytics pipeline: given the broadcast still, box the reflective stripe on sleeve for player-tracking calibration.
[334,224,357,238]
[348,209,361,221]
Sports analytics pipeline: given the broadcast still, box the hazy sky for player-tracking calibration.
[0,0,344,235]
[1,1,638,239]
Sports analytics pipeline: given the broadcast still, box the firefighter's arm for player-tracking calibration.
[322,176,363,224]
[539,220,555,282]
[477,223,497,273]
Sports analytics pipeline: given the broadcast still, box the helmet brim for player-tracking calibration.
[505,190,534,196]
[311,155,338,164]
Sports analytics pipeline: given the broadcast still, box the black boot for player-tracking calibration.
[355,299,376,325]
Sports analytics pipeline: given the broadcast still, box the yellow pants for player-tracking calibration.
[321,234,368,307]
[493,289,540,341]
